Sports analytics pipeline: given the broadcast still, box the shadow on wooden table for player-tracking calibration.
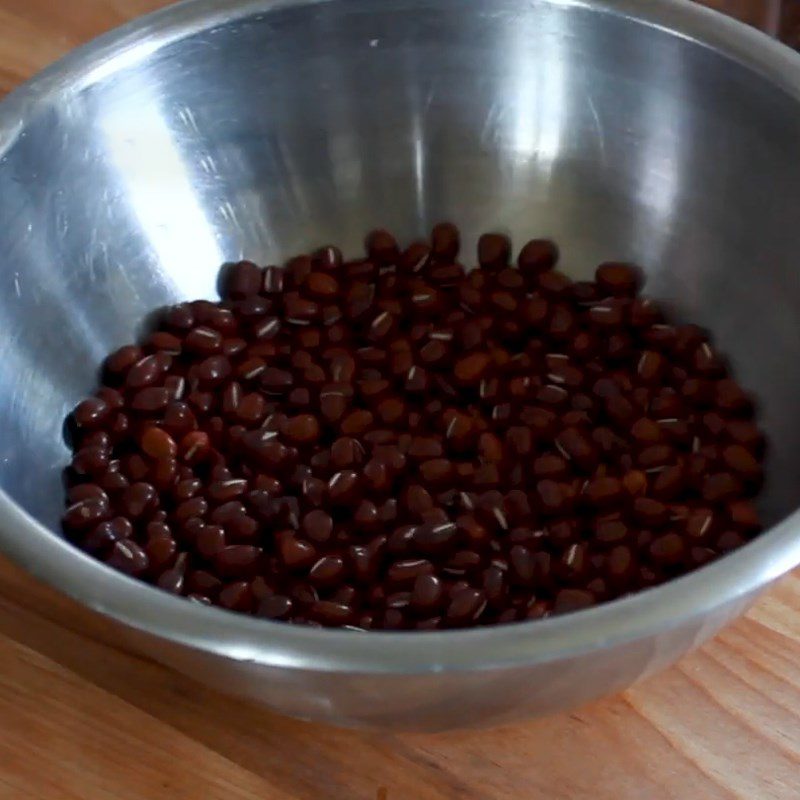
[0,556,798,799]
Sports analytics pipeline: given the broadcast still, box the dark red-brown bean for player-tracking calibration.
[62,226,766,631]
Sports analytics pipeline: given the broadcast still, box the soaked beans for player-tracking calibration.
[62,226,766,630]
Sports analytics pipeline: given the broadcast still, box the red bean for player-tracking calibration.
[533,453,569,480]
[589,301,625,328]
[106,539,149,576]
[119,483,157,519]
[584,477,623,509]
[145,533,178,574]
[632,497,669,527]
[651,465,684,500]
[140,427,177,461]
[595,518,629,544]
[454,352,491,384]
[327,470,360,505]
[126,355,163,389]
[553,589,595,614]
[649,533,685,565]
[131,387,171,413]
[67,484,107,505]
[518,239,558,276]
[222,260,262,299]
[446,587,487,626]
[62,227,766,630]
[256,264,283,294]
[366,229,399,264]
[412,521,458,555]
[214,545,262,578]
[218,581,254,612]
[340,409,374,435]
[301,509,333,544]
[402,484,434,518]
[702,472,743,503]
[62,498,114,540]
[556,428,597,471]
[195,524,225,559]
[430,222,460,261]
[621,470,648,497]
[73,398,111,429]
[311,245,342,273]
[258,595,293,620]
[157,552,188,594]
[728,500,760,531]
[477,233,510,270]
[184,326,221,356]
[717,530,747,552]
[595,262,641,296]
[722,444,762,482]
[607,545,634,584]
[71,446,110,477]
[311,600,356,626]
[409,574,445,614]
[284,414,321,444]
[637,445,674,471]
[685,508,715,541]
[309,556,347,587]
[354,499,380,529]
[106,345,144,375]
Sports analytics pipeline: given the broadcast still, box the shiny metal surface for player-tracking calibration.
[1,0,800,731]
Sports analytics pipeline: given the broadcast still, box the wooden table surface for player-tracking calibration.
[1,2,800,798]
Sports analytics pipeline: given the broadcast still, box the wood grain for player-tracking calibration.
[0,2,799,798]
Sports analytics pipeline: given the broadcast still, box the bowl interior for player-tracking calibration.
[1,0,800,540]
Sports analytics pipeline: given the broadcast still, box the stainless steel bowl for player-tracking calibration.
[1,0,800,731]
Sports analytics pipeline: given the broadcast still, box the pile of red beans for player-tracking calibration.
[62,224,766,630]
